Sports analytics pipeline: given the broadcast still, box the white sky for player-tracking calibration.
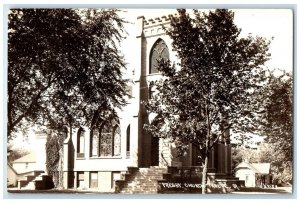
[119,9,293,77]
[233,9,293,73]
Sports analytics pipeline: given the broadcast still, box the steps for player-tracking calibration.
[115,167,167,194]
[115,166,245,194]
[157,167,245,194]
[18,171,54,190]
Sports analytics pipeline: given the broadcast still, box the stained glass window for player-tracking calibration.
[100,131,113,157]
[77,128,85,158]
[79,135,85,153]
[90,119,121,157]
[91,129,99,157]
[113,126,121,156]
[149,39,169,74]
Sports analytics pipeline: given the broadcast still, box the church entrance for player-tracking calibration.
[191,143,201,166]
[151,136,159,166]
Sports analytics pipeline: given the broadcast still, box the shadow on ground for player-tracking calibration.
[231,187,292,194]
[7,188,113,194]
[7,186,292,194]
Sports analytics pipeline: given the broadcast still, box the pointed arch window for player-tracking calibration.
[90,128,99,157]
[126,125,130,158]
[113,126,121,156]
[77,127,85,158]
[100,124,113,157]
[90,118,121,157]
[149,39,170,74]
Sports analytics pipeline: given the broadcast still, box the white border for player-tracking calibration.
[1,0,299,202]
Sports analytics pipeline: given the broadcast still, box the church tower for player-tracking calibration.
[133,15,179,167]
[133,14,233,176]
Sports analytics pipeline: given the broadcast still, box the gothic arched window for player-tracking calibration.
[77,127,85,158]
[99,124,113,157]
[126,125,130,158]
[149,39,169,74]
[90,128,99,157]
[113,126,121,156]
[90,118,121,157]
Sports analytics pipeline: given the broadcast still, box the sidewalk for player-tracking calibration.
[230,186,292,194]
[7,186,293,195]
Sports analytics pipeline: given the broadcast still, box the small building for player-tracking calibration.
[10,131,47,174]
[235,160,272,187]
[7,163,18,187]
[10,152,39,188]
[12,152,36,174]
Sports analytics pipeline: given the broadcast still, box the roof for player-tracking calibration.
[7,163,18,174]
[235,162,271,174]
[12,152,36,163]
[251,163,271,174]
[235,162,251,170]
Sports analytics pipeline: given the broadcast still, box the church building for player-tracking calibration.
[62,14,233,193]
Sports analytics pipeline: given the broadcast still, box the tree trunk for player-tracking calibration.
[201,151,208,194]
[202,102,210,194]
[57,147,64,189]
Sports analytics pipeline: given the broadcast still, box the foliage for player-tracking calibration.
[144,9,271,193]
[256,70,292,183]
[232,142,292,183]
[8,9,128,140]
[45,127,67,188]
[259,70,292,162]
[7,144,30,164]
[45,133,60,185]
[232,71,292,183]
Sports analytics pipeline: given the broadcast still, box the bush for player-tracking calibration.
[45,134,60,187]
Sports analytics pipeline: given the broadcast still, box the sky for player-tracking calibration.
[119,9,293,77]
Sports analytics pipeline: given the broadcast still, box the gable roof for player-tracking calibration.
[7,163,18,174]
[251,163,271,174]
[235,162,271,174]
[235,161,252,170]
[12,152,36,163]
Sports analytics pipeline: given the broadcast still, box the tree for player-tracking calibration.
[260,71,292,162]
[45,132,60,187]
[232,70,293,184]
[45,127,67,188]
[144,9,271,194]
[8,9,128,140]
[232,142,292,184]
[257,70,293,183]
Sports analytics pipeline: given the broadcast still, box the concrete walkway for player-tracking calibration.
[230,186,292,194]
[7,186,293,195]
